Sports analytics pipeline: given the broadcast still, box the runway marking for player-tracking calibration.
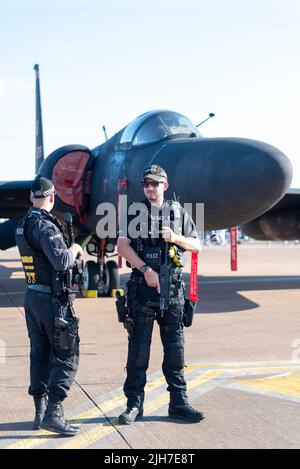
[198,276,300,285]
[228,372,300,402]
[4,363,204,449]
[4,360,300,449]
[58,370,222,450]
[0,291,23,296]
[9,273,24,278]
[187,360,300,370]
[217,365,300,376]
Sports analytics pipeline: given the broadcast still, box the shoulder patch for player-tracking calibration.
[49,233,62,241]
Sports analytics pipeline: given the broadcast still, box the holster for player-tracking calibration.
[116,293,127,323]
[115,290,135,337]
[52,298,80,350]
[183,297,196,327]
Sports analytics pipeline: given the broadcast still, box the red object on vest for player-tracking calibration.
[230,226,238,271]
[189,252,199,302]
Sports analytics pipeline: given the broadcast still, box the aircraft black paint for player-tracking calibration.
[0,66,295,294]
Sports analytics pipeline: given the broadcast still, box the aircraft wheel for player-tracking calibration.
[82,260,119,297]
[106,260,119,296]
[98,260,119,297]
[82,260,99,291]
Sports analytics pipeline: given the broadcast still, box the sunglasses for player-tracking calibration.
[141,180,163,188]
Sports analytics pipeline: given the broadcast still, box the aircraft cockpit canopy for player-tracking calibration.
[119,110,200,149]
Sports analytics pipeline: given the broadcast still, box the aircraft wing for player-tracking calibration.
[0,180,32,250]
[261,188,300,213]
[0,180,32,218]
[241,188,300,240]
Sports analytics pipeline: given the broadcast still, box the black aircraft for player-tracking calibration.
[0,65,295,295]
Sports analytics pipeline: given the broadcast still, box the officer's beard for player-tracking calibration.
[146,193,164,207]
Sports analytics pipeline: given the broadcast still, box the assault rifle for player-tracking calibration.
[159,240,170,313]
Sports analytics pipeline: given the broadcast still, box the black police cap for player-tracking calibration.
[143,165,168,182]
[31,176,56,199]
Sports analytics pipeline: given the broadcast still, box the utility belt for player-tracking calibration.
[27,282,76,305]
[28,284,52,294]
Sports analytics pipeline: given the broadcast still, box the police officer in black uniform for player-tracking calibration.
[117,165,204,424]
[15,176,83,436]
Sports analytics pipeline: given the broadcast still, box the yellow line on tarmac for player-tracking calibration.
[58,369,222,449]
[5,364,202,450]
[8,361,299,449]
[221,365,300,375]
[190,360,300,370]
[234,373,300,399]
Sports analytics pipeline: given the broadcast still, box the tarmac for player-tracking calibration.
[0,242,300,449]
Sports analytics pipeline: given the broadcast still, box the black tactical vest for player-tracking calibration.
[131,199,184,272]
[15,209,65,287]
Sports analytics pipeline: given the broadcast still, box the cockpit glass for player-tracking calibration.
[131,112,199,147]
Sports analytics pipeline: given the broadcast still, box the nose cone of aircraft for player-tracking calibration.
[156,137,293,229]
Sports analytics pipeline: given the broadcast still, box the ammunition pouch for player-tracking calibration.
[52,299,80,350]
[183,297,196,327]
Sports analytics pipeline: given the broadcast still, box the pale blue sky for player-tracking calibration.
[0,0,299,186]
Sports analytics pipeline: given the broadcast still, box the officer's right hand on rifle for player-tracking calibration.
[116,164,204,426]
[143,267,160,293]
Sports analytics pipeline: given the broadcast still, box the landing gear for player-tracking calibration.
[81,238,119,297]
[105,260,119,296]
[82,260,99,291]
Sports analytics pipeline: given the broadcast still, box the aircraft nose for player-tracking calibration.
[156,137,293,229]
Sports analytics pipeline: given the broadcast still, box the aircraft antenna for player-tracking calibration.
[102,125,108,141]
[196,112,215,128]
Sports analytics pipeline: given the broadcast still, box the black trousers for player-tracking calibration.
[124,274,188,408]
[24,289,79,402]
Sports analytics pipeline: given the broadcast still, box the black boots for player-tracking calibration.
[41,401,79,436]
[118,400,204,424]
[118,405,144,425]
[33,395,48,430]
[168,403,205,423]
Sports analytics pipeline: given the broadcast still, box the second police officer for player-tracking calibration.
[117,165,204,424]
[15,176,83,436]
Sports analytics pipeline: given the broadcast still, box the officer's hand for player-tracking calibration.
[75,244,84,259]
[69,243,84,259]
[160,226,178,243]
[144,268,160,293]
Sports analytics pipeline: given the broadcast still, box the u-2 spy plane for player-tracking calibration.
[0,65,295,296]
